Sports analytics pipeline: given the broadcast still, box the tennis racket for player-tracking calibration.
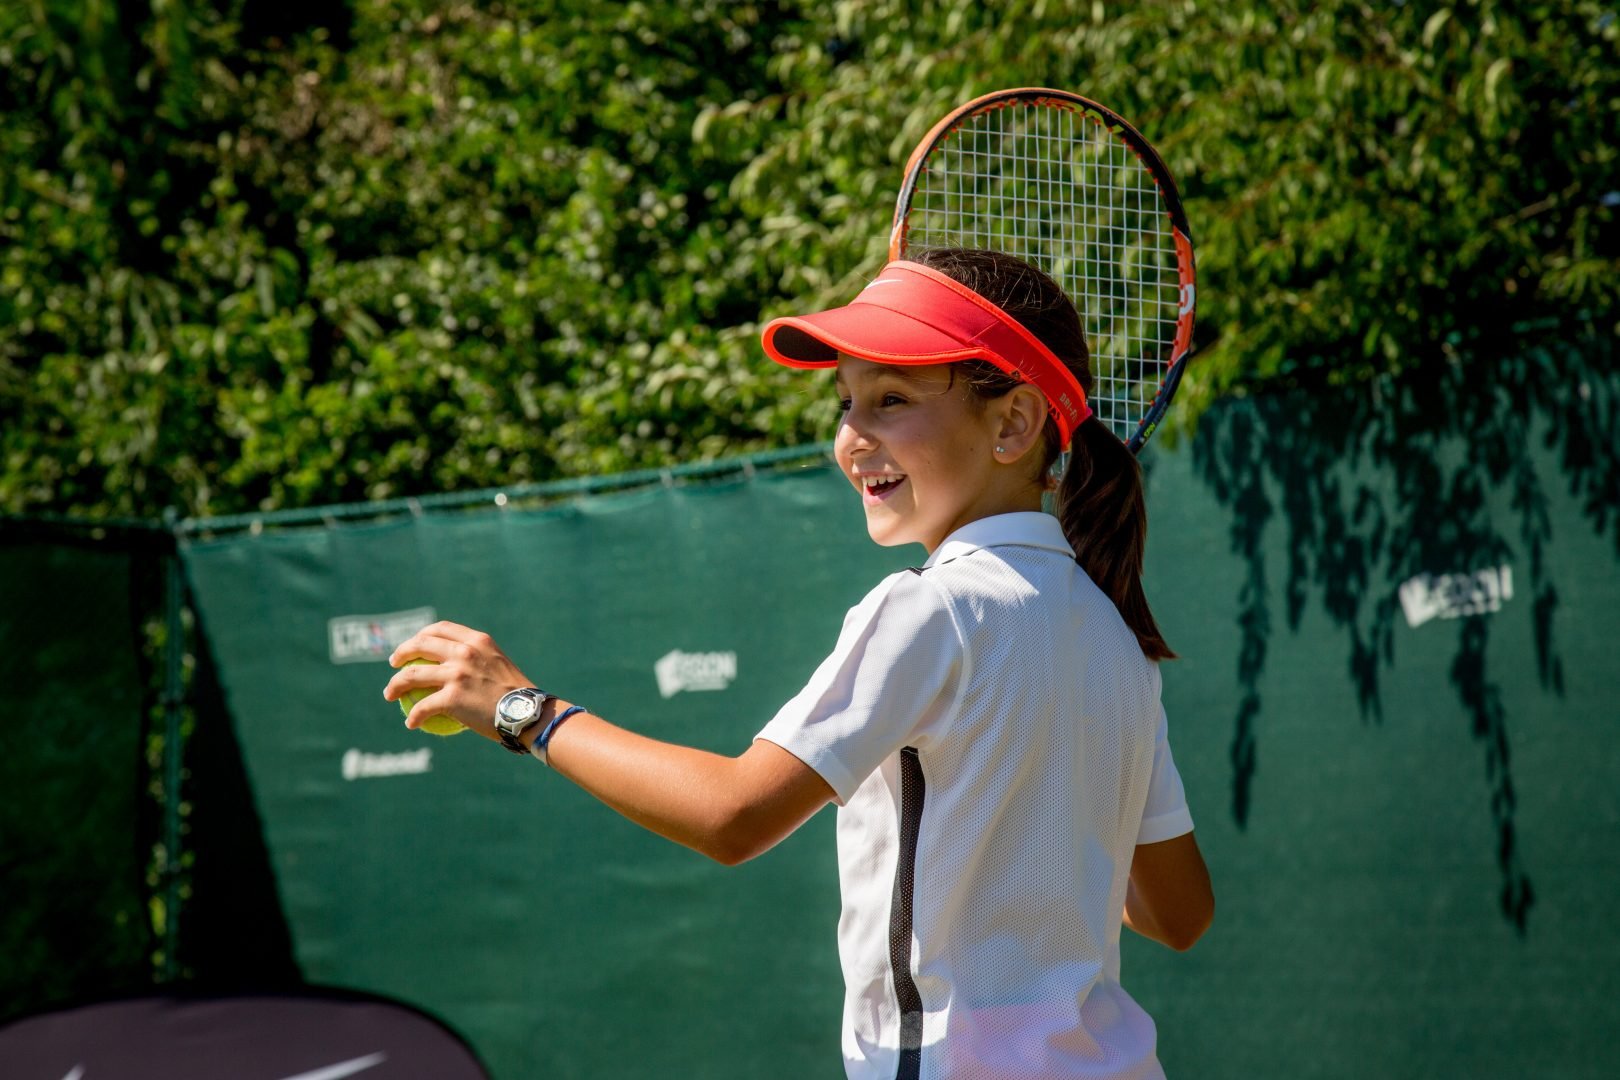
[890,87,1197,453]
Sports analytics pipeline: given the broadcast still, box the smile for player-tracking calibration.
[858,473,907,505]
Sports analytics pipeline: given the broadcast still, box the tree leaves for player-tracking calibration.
[2,0,1614,518]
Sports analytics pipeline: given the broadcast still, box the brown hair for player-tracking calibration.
[911,247,1176,661]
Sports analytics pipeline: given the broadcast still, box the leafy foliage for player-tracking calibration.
[2,0,1615,518]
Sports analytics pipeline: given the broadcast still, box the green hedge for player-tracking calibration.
[3,0,1615,519]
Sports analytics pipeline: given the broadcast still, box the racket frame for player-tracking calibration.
[888,87,1197,453]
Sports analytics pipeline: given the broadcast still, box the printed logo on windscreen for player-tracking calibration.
[1398,566,1513,629]
[329,606,437,664]
[343,747,432,781]
[655,649,737,699]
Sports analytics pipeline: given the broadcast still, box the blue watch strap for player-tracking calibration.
[533,705,587,767]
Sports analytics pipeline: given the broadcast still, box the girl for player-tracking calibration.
[385,247,1214,1079]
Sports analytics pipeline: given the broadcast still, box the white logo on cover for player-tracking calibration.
[1398,565,1513,629]
[280,1053,389,1080]
[655,650,738,699]
[60,1051,388,1080]
[342,748,432,780]
[329,606,437,664]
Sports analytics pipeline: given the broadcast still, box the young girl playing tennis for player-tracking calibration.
[385,247,1213,1079]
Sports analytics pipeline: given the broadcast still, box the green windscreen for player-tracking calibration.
[1122,405,1620,1078]
[181,386,1620,1078]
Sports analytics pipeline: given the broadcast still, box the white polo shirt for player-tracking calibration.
[758,512,1193,1080]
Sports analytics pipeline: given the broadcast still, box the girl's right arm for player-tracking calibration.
[1123,832,1214,951]
[540,707,837,866]
[382,620,836,866]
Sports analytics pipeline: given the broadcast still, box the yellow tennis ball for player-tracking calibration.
[399,658,466,736]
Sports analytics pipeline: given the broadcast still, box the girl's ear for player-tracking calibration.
[993,384,1049,462]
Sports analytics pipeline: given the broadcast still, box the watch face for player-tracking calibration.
[504,694,538,723]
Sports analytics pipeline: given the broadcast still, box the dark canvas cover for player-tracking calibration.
[0,990,487,1079]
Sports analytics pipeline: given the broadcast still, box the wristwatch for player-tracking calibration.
[494,687,552,755]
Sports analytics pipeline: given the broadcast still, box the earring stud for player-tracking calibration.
[995,445,1006,454]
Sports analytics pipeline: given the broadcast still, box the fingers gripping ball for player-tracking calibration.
[399,658,466,736]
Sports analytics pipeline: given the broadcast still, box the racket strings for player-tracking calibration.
[906,101,1182,443]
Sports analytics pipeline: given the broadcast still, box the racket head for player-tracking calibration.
[890,88,1197,453]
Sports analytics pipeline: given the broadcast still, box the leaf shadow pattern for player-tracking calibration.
[1190,330,1618,934]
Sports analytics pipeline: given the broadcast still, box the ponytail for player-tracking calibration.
[1057,417,1175,661]
[907,246,1175,662]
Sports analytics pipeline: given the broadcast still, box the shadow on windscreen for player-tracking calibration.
[1189,329,1617,934]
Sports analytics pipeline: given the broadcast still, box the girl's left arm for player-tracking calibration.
[383,621,836,865]
[1123,831,1214,951]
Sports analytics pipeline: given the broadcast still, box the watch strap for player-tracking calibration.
[531,704,588,767]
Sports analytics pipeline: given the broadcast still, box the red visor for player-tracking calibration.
[761,260,1091,447]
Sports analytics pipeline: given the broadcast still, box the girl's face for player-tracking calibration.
[833,356,1042,552]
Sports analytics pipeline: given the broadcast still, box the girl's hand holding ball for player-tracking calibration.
[396,659,467,736]
[384,622,535,743]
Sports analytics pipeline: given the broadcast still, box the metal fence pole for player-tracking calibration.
[161,507,184,981]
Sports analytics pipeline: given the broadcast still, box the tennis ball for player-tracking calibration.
[398,658,466,736]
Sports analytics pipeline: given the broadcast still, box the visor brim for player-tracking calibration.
[762,306,987,370]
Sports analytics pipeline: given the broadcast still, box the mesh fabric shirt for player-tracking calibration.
[757,512,1193,1080]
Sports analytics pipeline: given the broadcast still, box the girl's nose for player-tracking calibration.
[837,413,878,456]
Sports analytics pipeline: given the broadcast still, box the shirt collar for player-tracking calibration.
[923,511,1074,568]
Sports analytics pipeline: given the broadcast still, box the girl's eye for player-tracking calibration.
[836,392,906,412]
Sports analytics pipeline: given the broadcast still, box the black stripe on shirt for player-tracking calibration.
[890,746,926,1080]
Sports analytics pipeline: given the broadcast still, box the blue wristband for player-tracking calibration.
[533,704,587,767]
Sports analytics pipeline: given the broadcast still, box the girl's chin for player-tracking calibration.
[863,516,925,549]
[867,531,916,548]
